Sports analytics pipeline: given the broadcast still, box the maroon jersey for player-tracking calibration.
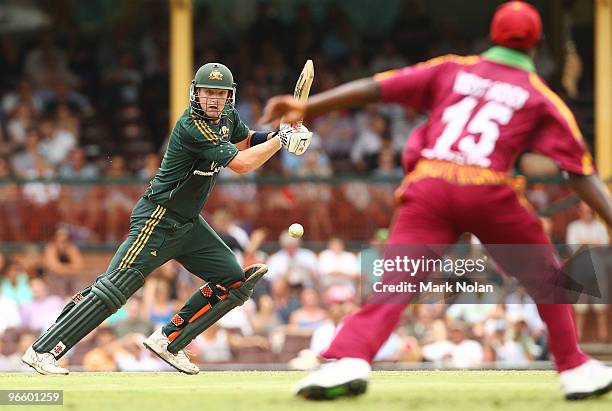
[375,47,594,176]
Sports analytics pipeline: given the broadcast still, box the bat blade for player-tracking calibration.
[282,59,314,128]
[294,59,314,103]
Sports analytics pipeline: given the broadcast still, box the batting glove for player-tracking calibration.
[278,125,312,156]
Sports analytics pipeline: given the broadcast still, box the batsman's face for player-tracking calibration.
[198,88,229,119]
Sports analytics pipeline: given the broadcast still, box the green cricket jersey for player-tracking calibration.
[144,106,249,218]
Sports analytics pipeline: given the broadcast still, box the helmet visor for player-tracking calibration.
[190,84,235,120]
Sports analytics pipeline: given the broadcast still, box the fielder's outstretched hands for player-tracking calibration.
[278,124,312,156]
[261,95,307,125]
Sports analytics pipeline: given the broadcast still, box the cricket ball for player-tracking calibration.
[288,223,304,238]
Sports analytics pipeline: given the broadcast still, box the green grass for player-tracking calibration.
[1,371,611,411]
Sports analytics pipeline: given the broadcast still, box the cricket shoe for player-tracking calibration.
[560,359,612,400]
[143,328,199,375]
[294,357,370,400]
[21,346,69,375]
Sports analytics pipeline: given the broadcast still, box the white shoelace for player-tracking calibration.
[175,349,194,364]
[40,353,63,369]
[159,334,195,368]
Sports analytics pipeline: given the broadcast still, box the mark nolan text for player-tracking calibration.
[373,281,494,293]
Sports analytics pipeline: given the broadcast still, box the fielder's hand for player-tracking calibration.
[278,125,312,156]
[261,95,307,125]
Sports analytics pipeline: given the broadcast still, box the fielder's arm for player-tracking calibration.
[261,78,381,124]
[569,173,612,228]
[228,136,281,174]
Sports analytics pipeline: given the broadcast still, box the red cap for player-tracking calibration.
[324,285,355,304]
[490,1,542,49]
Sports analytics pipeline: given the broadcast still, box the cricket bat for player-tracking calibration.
[282,59,314,129]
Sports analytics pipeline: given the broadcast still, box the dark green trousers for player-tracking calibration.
[114,198,247,339]
[108,198,244,286]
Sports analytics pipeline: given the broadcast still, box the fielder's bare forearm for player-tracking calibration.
[305,78,382,118]
[568,173,612,227]
[228,136,281,174]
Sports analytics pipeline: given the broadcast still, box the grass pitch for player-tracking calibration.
[2,370,611,411]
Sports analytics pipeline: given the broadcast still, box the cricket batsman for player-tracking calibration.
[262,1,612,401]
[22,62,312,375]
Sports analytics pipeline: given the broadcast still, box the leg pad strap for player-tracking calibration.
[92,275,128,312]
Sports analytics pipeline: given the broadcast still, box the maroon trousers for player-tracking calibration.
[323,178,588,372]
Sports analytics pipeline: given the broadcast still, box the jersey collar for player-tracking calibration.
[482,46,535,72]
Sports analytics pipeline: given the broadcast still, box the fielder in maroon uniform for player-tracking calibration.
[262,1,612,401]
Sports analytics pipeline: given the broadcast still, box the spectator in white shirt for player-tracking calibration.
[0,294,21,334]
[446,303,496,332]
[488,322,530,367]
[266,233,318,288]
[317,238,358,291]
[6,103,36,147]
[2,79,44,118]
[566,202,610,341]
[113,334,163,371]
[504,286,545,335]
[422,321,484,368]
[38,117,76,166]
[217,301,255,336]
[567,202,610,246]
[193,323,232,363]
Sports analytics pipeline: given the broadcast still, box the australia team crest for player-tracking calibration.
[209,69,223,80]
[220,126,230,140]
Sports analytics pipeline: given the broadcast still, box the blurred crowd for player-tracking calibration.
[1,200,609,371]
[0,2,428,183]
[0,2,430,243]
[0,1,586,244]
[0,226,545,371]
[0,1,568,181]
[0,5,569,246]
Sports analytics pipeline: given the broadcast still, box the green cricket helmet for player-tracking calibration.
[189,62,237,120]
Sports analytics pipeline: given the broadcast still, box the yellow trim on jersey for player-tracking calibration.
[188,109,217,144]
[193,118,218,144]
[404,159,524,188]
[416,54,480,69]
[123,206,166,267]
[528,73,584,142]
[119,205,166,268]
[201,121,221,144]
[192,119,208,140]
[373,69,399,81]
[582,152,595,175]
[373,54,480,81]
